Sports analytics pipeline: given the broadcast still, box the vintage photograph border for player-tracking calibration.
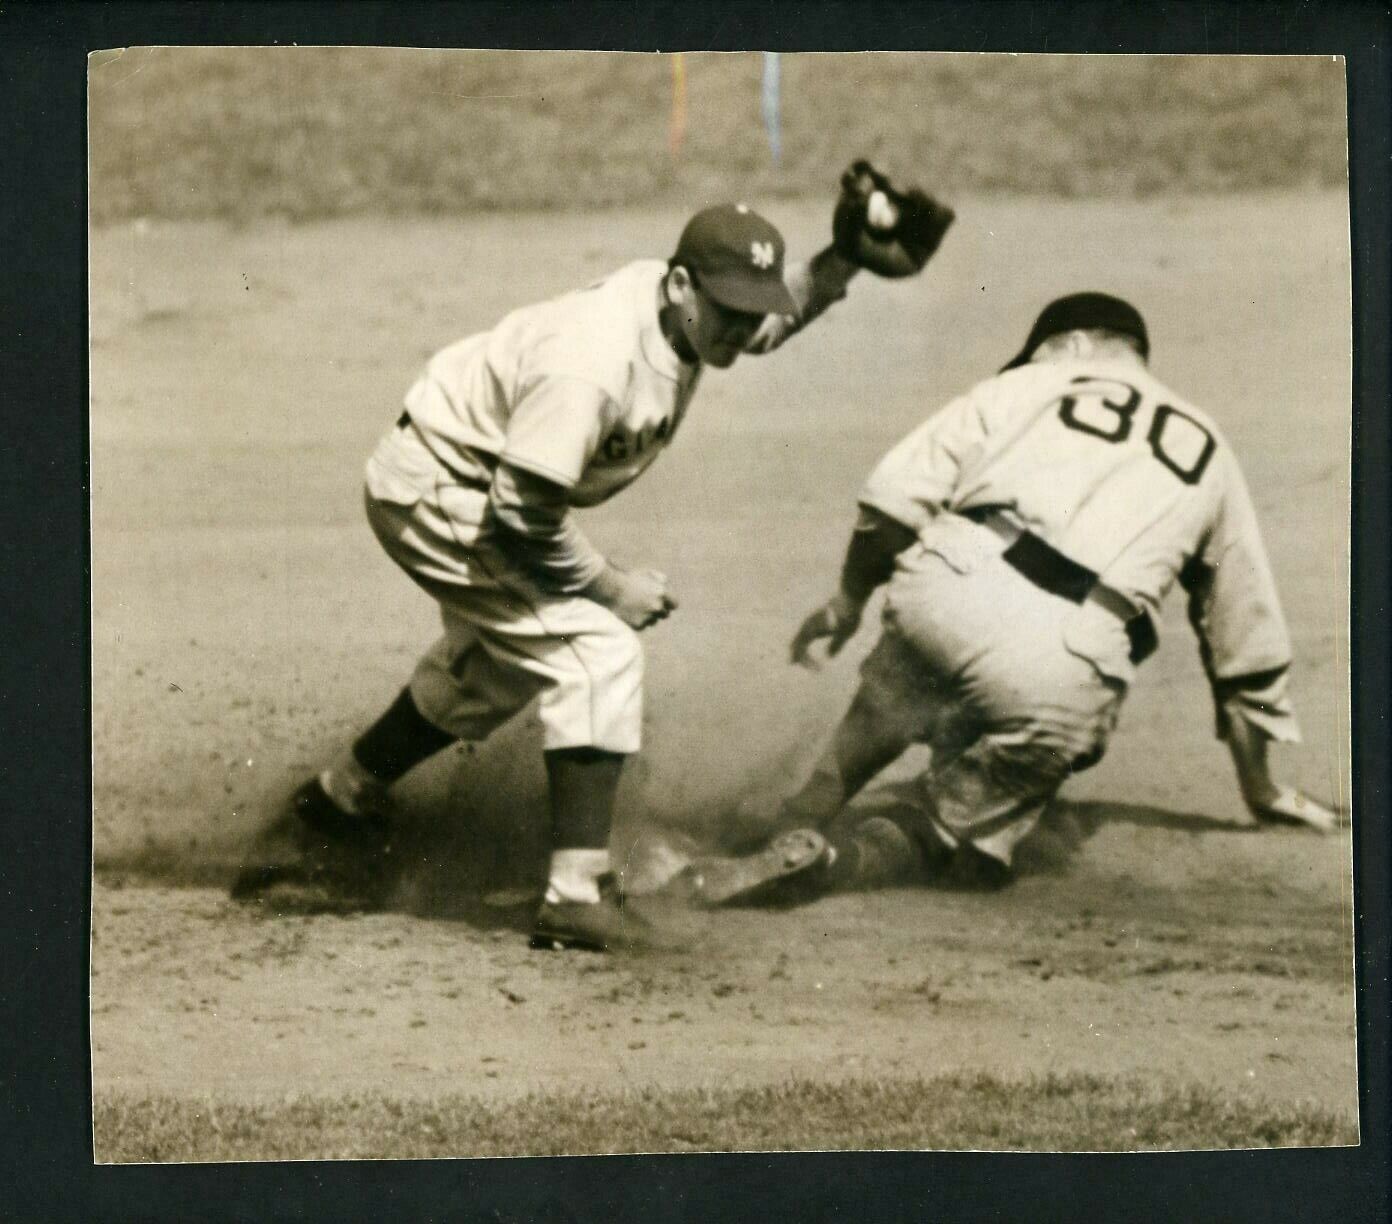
[3,2,1388,1220]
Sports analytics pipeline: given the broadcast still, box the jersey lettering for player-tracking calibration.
[1056,377,1216,486]
[601,433,630,462]
[601,415,676,464]
[1057,378,1142,442]
[1147,404,1217,486]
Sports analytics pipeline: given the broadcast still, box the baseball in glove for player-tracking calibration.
[832,159,955,278]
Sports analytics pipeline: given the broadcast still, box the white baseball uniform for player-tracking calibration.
[851,354,1298,862]
[364,258,819,755]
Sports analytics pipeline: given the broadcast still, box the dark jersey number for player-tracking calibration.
[1057,380,1142,442]
[1147,404,1217,486]
[1057,377,1216,486]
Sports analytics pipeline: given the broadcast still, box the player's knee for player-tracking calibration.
[549,625,644,752]
[844,679,921,746]
[972,737,1076,796]
[834,816,929,888]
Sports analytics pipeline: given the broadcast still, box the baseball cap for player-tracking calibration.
[673,203,797,315]
[1000,292,1149,372]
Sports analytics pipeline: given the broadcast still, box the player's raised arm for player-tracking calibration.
[747,160,955,354]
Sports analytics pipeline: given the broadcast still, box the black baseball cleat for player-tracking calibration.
[685,828,834,907]
[290,777,392,855]
[528,875,677,952]
[230,777,396,913]
[529,895,636,952]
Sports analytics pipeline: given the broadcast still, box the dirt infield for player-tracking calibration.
[90,193,1355,1154]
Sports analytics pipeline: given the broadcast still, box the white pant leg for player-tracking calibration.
[365,468,644,754]
[875,518,1128,864]
[407,610,546,744]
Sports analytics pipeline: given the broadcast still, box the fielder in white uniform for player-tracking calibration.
[239,170,955,949]
[720,292,1338,899]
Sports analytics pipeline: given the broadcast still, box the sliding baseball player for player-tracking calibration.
[694,291,1339,904]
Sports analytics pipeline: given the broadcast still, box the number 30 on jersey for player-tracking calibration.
[1054,376,1216,486]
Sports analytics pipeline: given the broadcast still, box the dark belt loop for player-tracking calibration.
[1125,612,1158,665]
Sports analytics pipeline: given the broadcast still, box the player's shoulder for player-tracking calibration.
[1129,367,1235,454]
[951,361,1069,416]
[988,360,1221,426]
[970,359,1085,402]
[518,259,662,394]
[1128,365,1209,414]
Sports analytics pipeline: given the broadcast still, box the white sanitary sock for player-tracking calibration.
[545,848,611,905]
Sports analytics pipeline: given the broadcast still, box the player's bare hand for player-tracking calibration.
[597,566,677,631]
[790,592,864,670]
[744,313,795,355]
[1249,785,1341,834]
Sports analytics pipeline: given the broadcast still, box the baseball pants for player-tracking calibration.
[857,514,1128,864]
[363,425,644,755]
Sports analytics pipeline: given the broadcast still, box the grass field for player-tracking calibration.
[95,1074,1355,1162]
[88,49,1347,222]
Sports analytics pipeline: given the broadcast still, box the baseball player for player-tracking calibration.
[233,163,955,949]
[694,291,1338,905]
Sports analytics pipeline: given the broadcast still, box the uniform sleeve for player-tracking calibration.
[489,461,609,593]
[499,375,619,489]
[744,249,857,355]
[839,506,920,603]
[1180,451,1300,743]
[857,389,991,531]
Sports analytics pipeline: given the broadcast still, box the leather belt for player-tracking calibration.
[959,506,1156,664]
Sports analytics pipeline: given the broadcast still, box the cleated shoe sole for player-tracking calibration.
[687,828,832,907]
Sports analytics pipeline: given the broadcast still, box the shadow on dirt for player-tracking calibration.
[829,781,1253,883]
[1019,797,1258,876]
[197,772,1263,928]
[95,746,1261,929]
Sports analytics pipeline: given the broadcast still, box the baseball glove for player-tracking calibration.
[832,159,955,278]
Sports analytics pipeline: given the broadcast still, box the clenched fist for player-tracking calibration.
[585,564,678,631]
